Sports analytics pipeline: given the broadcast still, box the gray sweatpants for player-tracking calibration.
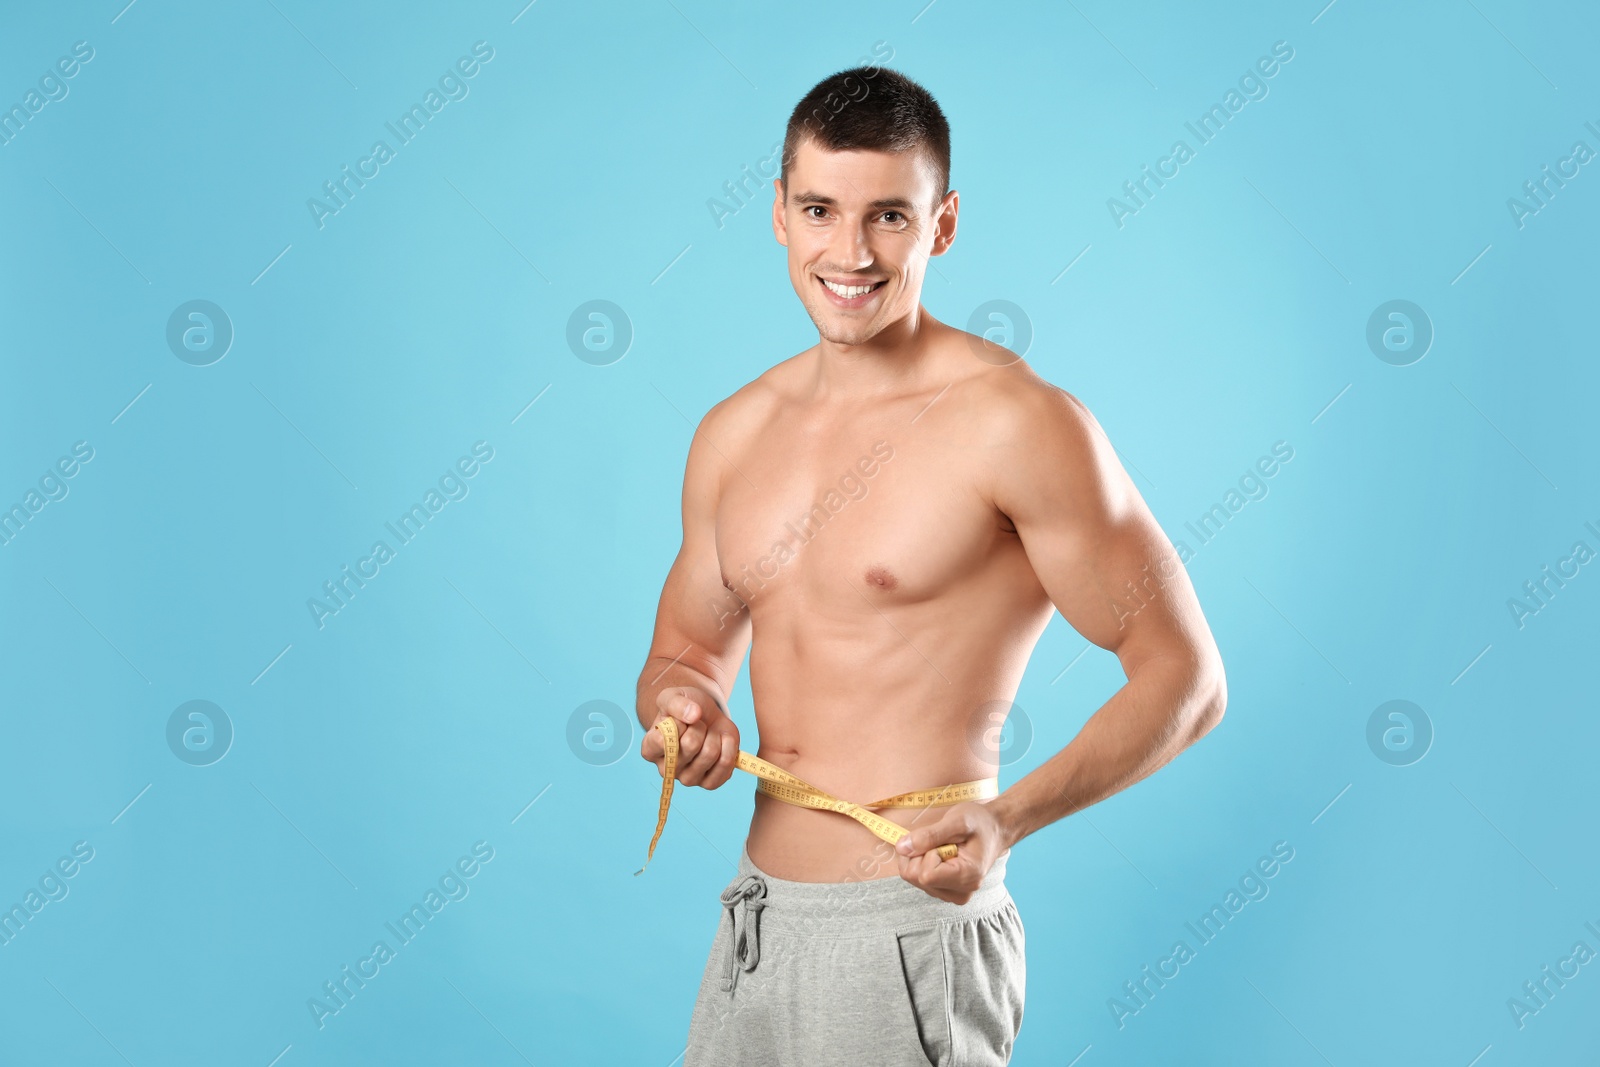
[683,844,1025,1067]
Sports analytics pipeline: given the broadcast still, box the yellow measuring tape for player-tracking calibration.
[636,715,999,875]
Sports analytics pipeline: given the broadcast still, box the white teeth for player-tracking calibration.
[823,279,880,298]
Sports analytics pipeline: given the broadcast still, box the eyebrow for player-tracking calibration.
[791,191,918,212]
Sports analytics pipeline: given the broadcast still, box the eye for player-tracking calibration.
[805,206,827,219]
[881,211,904,223]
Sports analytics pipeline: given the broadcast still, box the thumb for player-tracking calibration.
[896,812,963,858]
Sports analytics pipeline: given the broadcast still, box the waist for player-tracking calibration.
[752,765,1000,811]
[734,842,1013,937]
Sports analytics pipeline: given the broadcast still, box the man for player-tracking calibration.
[637,65,1226,1067]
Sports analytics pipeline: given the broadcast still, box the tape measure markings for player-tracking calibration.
[635,715,997,875]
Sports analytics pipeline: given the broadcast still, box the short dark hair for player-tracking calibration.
[781,66,951,208]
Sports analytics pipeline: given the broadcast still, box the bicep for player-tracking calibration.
[646,412,753,689]
[993,389,1212,673]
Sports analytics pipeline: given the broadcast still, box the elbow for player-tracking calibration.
[1189,658,1227,740]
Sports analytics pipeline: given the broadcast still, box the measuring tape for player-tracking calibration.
[636,715,999,875]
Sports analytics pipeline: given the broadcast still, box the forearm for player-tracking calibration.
[634,648,735,731]
[988,655,1225,850]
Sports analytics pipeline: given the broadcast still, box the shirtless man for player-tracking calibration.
[639,66,1226,1067]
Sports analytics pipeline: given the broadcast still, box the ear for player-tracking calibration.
[930,188,959,257]
[772,179,788,246]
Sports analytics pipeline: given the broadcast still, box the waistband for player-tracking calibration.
[727,843,1012,940]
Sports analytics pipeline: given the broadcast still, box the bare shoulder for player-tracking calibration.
[696,349,812,440]
[965,360,1105,461]
[958,360,1125,519]
[684,349,814,492]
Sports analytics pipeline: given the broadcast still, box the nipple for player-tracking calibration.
[864,565,898,591]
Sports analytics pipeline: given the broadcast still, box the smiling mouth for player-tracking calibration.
[817,277,887,305]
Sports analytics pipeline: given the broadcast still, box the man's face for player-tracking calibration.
[773,138,957,347]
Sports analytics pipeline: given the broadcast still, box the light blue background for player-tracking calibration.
[2,1,1596,1064]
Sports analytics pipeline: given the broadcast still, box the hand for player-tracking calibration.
[893,801,1008,904]
[639,686,740,789]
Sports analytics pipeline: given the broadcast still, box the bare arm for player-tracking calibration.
[984,384,1227,850]
[635,403,754,789]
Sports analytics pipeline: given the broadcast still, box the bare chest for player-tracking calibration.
[713,419,1003,609]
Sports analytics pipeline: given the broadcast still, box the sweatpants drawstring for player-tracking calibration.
[718,873,767,996]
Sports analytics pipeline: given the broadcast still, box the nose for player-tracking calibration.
[827,218,874,273]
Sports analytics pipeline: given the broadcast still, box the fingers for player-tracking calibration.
[702,731,739,789]
[655,719,700,781]
[640,692,739,790]
[641,704,687,771]
[896,822,961,861]
[639,711,681,761]
[894,807,989,902]
[639,719,665,781]
[896,818,965,871]
[896,847,976,903]
[650,696,737,787]
[680,726,734,786]
[656,686,704,724]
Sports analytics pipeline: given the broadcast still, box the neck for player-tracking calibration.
[814,304,946,398]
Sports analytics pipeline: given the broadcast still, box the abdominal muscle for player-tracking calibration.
[738,596,1048,883]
